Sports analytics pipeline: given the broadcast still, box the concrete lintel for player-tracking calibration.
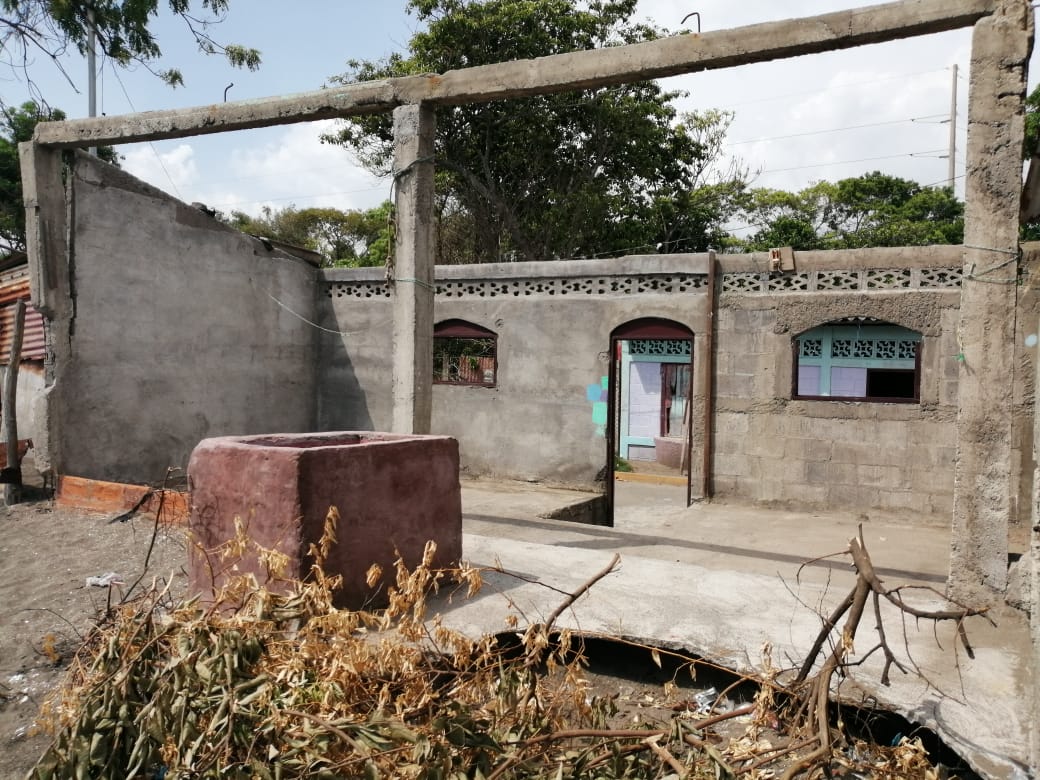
[32,0,995,149]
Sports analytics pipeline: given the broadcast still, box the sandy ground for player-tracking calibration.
[0,499,748,780]
[0,499,187,780]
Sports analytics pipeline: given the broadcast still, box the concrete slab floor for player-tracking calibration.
[451,479,1032,779]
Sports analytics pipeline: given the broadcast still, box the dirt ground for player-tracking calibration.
[0,499,748,780]
[0,497,967,779]
[0,499,768,780]
[0,499,187,780]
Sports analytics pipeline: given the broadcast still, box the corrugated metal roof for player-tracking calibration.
[0,265,45,363]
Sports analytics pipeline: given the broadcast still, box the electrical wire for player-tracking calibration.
[710,66,956,110]
[760,149,946,175]
[727,114,947,147]
[109,64,184,200]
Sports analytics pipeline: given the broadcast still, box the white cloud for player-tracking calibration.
[120,143,200,198]
[214,120,390,216]
[120,123,391,218]
[116,1,1029,220]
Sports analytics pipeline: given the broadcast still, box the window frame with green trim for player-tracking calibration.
[793,320,922,403]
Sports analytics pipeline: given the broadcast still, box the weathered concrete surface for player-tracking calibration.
[18,144,67,478]
[1031,312,1040,772]
[35,152,320,483]
[318,251,973,519]
[391,104,436,435]
[320,255,708,488]
[452,480,1033,779]
[188,432,462,609]
[31,0,996,148]
[949,0,1035,603]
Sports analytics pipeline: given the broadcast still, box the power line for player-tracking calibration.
[727,114,947,146]
[710,66,954,110]
[109,64,184,200]
[759,149,947,175]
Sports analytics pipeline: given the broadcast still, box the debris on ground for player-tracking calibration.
[27,512,982,779]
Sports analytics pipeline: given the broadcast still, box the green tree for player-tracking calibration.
[225,203,393,267]
[326,0,746,264]
[1021,84,1040,240]
[0,0,260,95]
[736,172,963,252]
[1025,83,1040,159]
[0,101,119,255]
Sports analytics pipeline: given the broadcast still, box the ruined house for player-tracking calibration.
[17,0,1036,628]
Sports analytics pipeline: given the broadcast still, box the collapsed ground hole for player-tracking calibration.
[516,633,984,779]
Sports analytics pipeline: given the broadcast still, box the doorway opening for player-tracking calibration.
[607,318,695,524]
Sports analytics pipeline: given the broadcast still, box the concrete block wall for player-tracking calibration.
[712,408,957,518]
[320,257,710,488]
[33,152,321,484]
[710,276,963,520]
[318,248,988,522]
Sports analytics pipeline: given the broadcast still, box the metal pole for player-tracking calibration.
[698,249,718,503]
[948,63,958,189]
[87,6,97,156]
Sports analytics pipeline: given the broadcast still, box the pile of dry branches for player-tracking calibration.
[28,514,985,779]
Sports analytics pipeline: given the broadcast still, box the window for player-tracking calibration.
[433,319,497,386]
[794,320,921,402]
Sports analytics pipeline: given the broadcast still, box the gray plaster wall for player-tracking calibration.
[711,292,960,519]
[317,247,988,520]
[41,152,319,483]
[320,256,710,487]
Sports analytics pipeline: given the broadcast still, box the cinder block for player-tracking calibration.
[827,463,858,485]
[806,460,829,484]
[805,439,833,462]
[188,432,462,609]
[713,453,749,477]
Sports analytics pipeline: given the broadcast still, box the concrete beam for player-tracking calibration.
[390,104,436,435]
[948,0,1034,604]
[33,0,995,149]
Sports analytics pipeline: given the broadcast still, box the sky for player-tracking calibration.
[5,0,1037,233]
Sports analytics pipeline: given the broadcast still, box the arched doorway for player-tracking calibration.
[606,318,695,523]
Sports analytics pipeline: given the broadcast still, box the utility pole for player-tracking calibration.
[87,6,97,155]
[948,63,958,190]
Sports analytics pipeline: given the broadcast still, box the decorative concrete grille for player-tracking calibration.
[766,273,810,291]
[799,339,823,357]
[830,338,918,359]
[720,267,963,294]
[324,266,965,299]
[897,340,918,359]
[325,274,708,299]
[326,282,392,299]
[629,339,692,356]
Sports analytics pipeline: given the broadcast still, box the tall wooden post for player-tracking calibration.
[3,299,26,504]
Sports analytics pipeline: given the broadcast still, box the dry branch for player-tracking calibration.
[780,528,991,779]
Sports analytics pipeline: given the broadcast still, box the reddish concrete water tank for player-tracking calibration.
[187,431,462,609]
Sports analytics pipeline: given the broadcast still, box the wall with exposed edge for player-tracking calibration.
[36,152,320,484]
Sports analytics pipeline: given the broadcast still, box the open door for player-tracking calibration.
[607,318,695,525]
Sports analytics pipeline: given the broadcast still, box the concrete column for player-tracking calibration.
[1031,314,1040,772]
[949,0,1034,603]
[390,104,436,434]
[18,143,69,479]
